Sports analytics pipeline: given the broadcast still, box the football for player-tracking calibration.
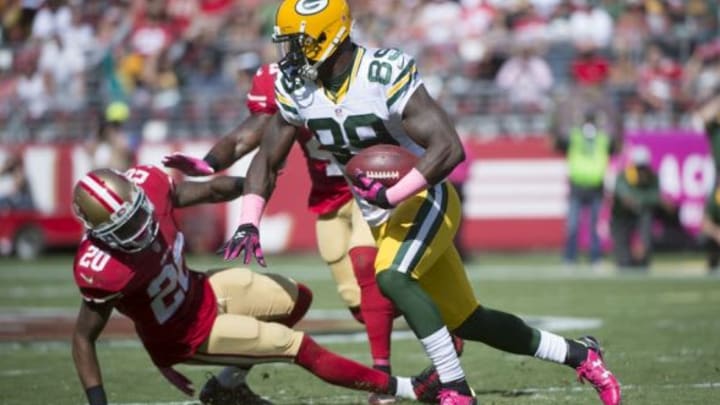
[346,144,419,187]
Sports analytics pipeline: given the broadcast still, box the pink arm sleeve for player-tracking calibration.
[385,168,429,206]
[240,194,266,227]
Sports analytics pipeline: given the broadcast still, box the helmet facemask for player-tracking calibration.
[77,185,159,253]
[273,20,349,85]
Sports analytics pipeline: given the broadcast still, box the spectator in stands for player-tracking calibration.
[683,39,720,104]
[13,46,51,139]
[60,2,95,58]
[555,41,620,145]
[87,101,134,171]
[14,47,48,120]
[691,91,720,172]
[30,0,70,41]
[1,0,31,44]
[568,0,613,49]
[38,31,87,112]
[413,0,461,46]
[0,153,34,211]
[141,49,181,113]
[610,0,648,57]
[555,111,616,267]
[182,30,230,136]
[0,0,719,145]
[701,176,720,275]
[610,146,674,270]
[571,43,610,88]
[495,35,554,112]
[213,2,261,51]
[232,51,261,92]
[636,43,683,114]
[128,0,180,58]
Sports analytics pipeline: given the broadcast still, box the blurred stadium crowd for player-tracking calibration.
[0,0,718,145]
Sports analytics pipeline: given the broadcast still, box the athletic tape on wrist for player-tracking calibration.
[240,193,266,227]
[386,168,429,206]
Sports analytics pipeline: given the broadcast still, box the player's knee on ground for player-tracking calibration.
[196,314,304,366]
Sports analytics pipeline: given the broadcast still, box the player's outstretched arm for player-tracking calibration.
[401,84,465,184]
[244,113,298,199]
[72,300,113,405]
[172,176,246,208]
[162,113,272,175]
[221,114,297,264]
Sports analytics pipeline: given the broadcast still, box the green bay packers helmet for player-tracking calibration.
[273,0,352,83]
[73,169,158,252]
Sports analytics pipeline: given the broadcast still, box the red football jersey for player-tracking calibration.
[246,63,352,215]
[73,165,217,367]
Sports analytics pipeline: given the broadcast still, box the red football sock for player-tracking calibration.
[349,246,396,366]
[295,334,393,393]
[278,283,313,327]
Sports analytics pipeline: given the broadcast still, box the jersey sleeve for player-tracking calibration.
[381,49,424,117]
[246,64,279,115]
[78,285,122,303]
[73,243,127,303]
[273,75,305,126]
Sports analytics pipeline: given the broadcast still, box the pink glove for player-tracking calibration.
[220,223,266,266]
[352,170,393,209]
[162,152,215,176]
[158,366,194,397]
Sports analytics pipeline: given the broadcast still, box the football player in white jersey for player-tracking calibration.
[222,1,621,404]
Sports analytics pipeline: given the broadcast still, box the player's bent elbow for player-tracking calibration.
[444,141,465,172]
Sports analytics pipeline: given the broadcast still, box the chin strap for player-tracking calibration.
[301,25,348,82]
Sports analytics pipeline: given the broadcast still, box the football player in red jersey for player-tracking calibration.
[70,166,436,405]
[163,63,403,403]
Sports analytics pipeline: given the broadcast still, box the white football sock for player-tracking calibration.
[216,366,249,388]
[420,327,465,383]
[534,329,568,364]
[394,377,417,400]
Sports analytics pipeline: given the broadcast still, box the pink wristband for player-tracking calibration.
[240,193,266,227]
[385,168,429,206]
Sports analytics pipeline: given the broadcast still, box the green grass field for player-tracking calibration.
[1,252,719,404]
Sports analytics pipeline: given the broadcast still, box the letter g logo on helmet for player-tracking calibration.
[295,0,328,15]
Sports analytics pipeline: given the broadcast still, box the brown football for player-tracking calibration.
[346,144,419,187]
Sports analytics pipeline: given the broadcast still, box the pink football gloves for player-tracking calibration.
[352,170,393,209]
[162,153,215,176]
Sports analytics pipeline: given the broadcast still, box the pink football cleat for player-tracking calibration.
[437,389,477,405]
[575,336,622,405]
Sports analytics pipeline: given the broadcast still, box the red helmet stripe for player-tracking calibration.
[79,175,123,212]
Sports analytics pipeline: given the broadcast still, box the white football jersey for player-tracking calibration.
[274,46,425,226]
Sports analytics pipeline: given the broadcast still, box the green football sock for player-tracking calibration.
[454,306,540,355]
[376,270,444,338]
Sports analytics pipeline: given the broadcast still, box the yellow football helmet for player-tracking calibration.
[273,0,352,83]
[73,169,158,252]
